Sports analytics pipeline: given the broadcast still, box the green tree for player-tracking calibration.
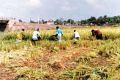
[87,16,96,25]
[54,19,63,25]
[67,19,75,25]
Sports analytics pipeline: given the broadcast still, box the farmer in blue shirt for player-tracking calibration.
[56,26,63,42]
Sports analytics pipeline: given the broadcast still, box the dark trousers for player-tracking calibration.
[31,39,37,45]
[75,37,79,40]
[96,34,103,40]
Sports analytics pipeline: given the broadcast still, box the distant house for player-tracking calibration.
[47,20,54,25]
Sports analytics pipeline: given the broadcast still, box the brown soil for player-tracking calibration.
[0,47,92,80]
[89,56,112,67]
[0,64,16,80]
[47,47,90,71]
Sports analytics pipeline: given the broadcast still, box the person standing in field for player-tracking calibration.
[56,26,63,42]
[73,30,80,40]
[16,29,25,43]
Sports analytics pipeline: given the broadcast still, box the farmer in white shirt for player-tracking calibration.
[32,28,41,45]
[32,28,41,41]
[73,30,80,40]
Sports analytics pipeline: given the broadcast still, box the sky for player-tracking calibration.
[0,0,120,21]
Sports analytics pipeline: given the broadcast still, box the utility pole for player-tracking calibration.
[70,19,72,26]
[38,17,40,24]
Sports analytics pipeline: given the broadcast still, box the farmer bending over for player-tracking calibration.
[16,29,25,43]
[56,26,63,42]
[91,29,103,40]
[73,30,80,40]
[32,28,41,45]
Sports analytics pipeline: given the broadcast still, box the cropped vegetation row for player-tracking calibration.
[2,27,120,41]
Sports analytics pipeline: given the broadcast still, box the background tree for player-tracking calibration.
[67,19,75,25]
[54,19,63,25]
[87,16,96,25]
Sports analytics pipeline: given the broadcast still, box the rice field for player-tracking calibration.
[0,26,120,80]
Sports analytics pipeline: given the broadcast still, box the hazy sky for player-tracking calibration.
[0,0,120,21]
